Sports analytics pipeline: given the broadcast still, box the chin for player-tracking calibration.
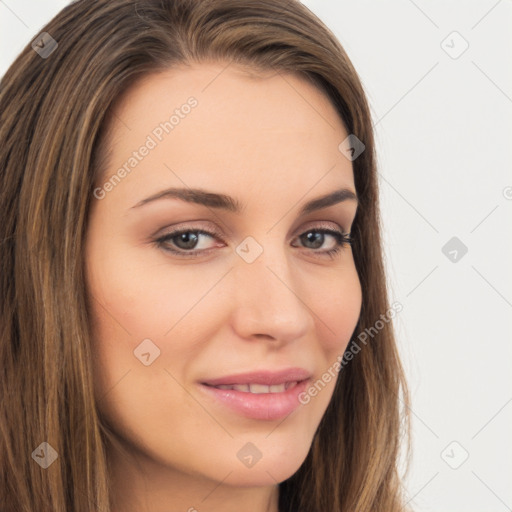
[206,439,311,487]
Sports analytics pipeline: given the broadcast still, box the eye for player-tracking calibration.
[292,229,352,259]
[156,228,220,254]
[154,225,352,259]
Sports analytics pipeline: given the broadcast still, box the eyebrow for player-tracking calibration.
[130,187,357,216]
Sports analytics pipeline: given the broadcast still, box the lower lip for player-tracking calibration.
[199,379,310,421]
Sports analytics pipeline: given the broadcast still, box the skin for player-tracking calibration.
[85,61,362,512]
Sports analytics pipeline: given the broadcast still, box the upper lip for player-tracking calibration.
[201,367,312,387]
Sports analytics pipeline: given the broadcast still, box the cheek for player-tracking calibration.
[294,265,361,420]
[85,235,214,340]
[315,262,362,357]
[85,235,228,411]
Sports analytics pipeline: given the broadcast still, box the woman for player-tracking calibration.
[0,1,410,510]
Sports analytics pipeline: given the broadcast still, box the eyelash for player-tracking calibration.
[154,225,353,260]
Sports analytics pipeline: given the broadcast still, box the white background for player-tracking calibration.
[1,1,511,511]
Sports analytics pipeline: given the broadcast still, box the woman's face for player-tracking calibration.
[85,62,361,493]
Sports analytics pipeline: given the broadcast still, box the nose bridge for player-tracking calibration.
[230,233,312,340]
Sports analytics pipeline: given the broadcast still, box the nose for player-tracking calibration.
[229,240,314,345]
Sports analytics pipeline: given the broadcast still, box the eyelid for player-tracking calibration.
[153,221,223,240]
[297,219,349,234]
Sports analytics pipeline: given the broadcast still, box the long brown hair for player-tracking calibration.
[0,1,410,510]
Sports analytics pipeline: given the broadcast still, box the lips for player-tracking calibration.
[200,367,312,387]
[199,367,312,420]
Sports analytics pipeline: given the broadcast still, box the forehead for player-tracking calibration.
[99,62,355,204]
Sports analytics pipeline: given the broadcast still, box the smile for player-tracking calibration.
[204,381,300,393]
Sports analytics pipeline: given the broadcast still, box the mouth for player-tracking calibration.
[198,368,312,421]
[203,381,302,393]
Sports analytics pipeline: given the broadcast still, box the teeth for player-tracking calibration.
[212,381,299,393]
[249,384,271,394]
